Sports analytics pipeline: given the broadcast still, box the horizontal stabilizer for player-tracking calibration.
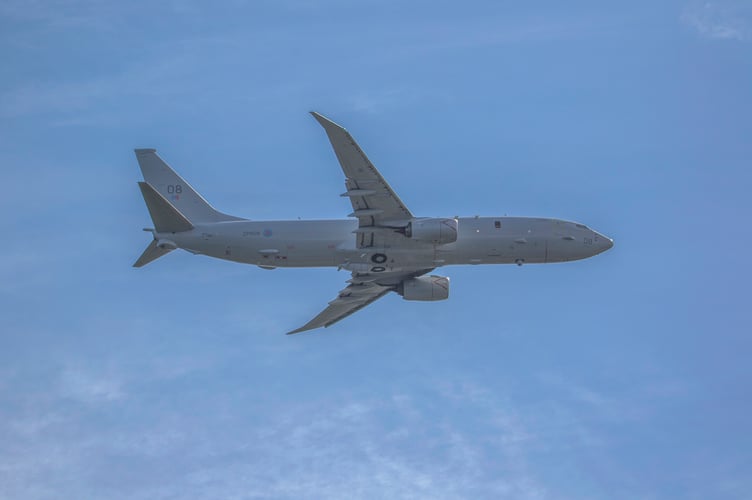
[133,239,173,268]
[138,182,194,233]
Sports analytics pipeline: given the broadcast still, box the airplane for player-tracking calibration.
[133,112,613,334]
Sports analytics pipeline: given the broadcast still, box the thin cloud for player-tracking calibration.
[0,374,550,499]
[681,1,752,40]
[58,366,125,404]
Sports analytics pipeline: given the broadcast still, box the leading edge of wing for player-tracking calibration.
[286,283,392,335]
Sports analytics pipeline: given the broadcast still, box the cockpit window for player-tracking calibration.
[575,223,587,229]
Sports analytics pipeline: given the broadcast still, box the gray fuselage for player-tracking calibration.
[164,216,613,272]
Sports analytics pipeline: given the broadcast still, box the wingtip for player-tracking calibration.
[286,324,308,335]
[310,111,327,123]
[287,324,320,335]
[309,111,346,131]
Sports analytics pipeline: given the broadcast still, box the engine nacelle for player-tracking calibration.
[401,275,450,301]
[405,218,458,244]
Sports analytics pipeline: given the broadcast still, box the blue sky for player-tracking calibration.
[1,1,751,498]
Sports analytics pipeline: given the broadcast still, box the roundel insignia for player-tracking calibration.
[371,253,387,264]
[263,229,273,237]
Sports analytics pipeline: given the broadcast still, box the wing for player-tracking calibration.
[287,269,433,335]
[311,112,413,247]
[287,280,392,335]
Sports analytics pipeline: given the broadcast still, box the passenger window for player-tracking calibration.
[494,220,501,229]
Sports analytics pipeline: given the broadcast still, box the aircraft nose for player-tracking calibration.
[593,231,614,254]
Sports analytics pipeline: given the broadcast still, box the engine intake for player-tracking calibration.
[400,275,450,301]
[404,218,458,244]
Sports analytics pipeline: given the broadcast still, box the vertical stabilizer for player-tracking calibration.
[134,149,244,224]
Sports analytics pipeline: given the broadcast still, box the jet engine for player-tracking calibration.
[404,218,458,244]
[400,275,450,301]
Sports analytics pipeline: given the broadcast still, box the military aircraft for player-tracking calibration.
[134,112,613,334]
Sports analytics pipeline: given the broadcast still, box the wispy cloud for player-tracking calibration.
[0,368,550,499]
[681,1,752,40]
[58,366,125,404]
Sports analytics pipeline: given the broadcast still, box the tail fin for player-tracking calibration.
[138,182,193,233]
[133,183,191,267]
[134,149,244,224]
